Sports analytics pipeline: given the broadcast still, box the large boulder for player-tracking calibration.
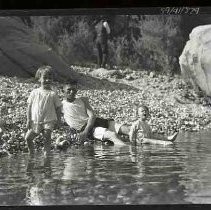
[179,25,211,96]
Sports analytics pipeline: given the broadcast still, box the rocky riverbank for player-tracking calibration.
[1,66,211,154]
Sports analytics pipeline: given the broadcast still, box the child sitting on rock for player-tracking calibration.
[130,105,178,144]
[25,65,62,156]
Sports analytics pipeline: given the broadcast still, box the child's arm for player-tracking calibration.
[82,105,96,135]
[26,90,35,130]
[53,93,62,128]
[79,97,96,141]
[142,121,173,141]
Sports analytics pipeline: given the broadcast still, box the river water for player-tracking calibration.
[0,130,211,205]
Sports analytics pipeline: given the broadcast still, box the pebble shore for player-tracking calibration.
[1,67,211,154]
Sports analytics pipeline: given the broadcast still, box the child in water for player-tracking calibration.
[130,105,178,144]
[25,66,62,156]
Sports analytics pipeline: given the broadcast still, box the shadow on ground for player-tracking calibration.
[68,73,139,91]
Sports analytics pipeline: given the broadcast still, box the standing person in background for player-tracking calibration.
[93,19,111,68]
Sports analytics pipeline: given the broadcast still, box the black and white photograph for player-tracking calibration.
[0,8,211,205]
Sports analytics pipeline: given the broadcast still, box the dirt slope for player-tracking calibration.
[0,17,74,78]
[0,17,135,91]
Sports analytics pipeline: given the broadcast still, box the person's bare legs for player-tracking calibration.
[103,130,126,146]
[151,132,179,142]
[43,154,52,178]
[96,42,102,68]
[118,125,130,135]
[102,53,107,68]
[25,129,37,156]
[43,129,52,157]
[167,132,178,141]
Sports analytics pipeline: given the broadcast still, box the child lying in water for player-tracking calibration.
[129,105,178,144]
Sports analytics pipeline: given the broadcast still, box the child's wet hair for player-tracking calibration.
[63,81,78,91]
[35,65,54,81]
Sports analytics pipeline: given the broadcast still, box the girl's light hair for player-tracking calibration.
[35,65,53,80]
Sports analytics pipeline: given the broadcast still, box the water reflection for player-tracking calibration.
[62,146,95,181]
[0,130,211,205]
[25,155,52,205]
[0,154,28,205]
[177,130,211,204]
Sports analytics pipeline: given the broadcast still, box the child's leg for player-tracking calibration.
[108,120,130,136]
[151,132,178,142]
[115,122,139,142]
[43,129,52,156]
[118,125,130,135]
[25,129,37,155]
[103,130,126,146]
[43,155,52,178]
[167,132,178,142]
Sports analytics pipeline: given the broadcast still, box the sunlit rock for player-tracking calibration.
[179,24,211,96]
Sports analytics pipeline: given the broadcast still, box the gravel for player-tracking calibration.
[1,67,211,154]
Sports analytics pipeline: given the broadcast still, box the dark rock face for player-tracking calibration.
[0,17,78,81]
[179,25,211,96]
[0,17,135,90]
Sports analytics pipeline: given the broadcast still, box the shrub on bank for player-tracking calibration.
[29,15,184,73]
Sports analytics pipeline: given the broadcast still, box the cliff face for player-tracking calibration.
[179,25,211,96]
[0,17,78,81]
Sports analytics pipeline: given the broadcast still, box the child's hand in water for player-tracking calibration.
[56,136,69,150]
